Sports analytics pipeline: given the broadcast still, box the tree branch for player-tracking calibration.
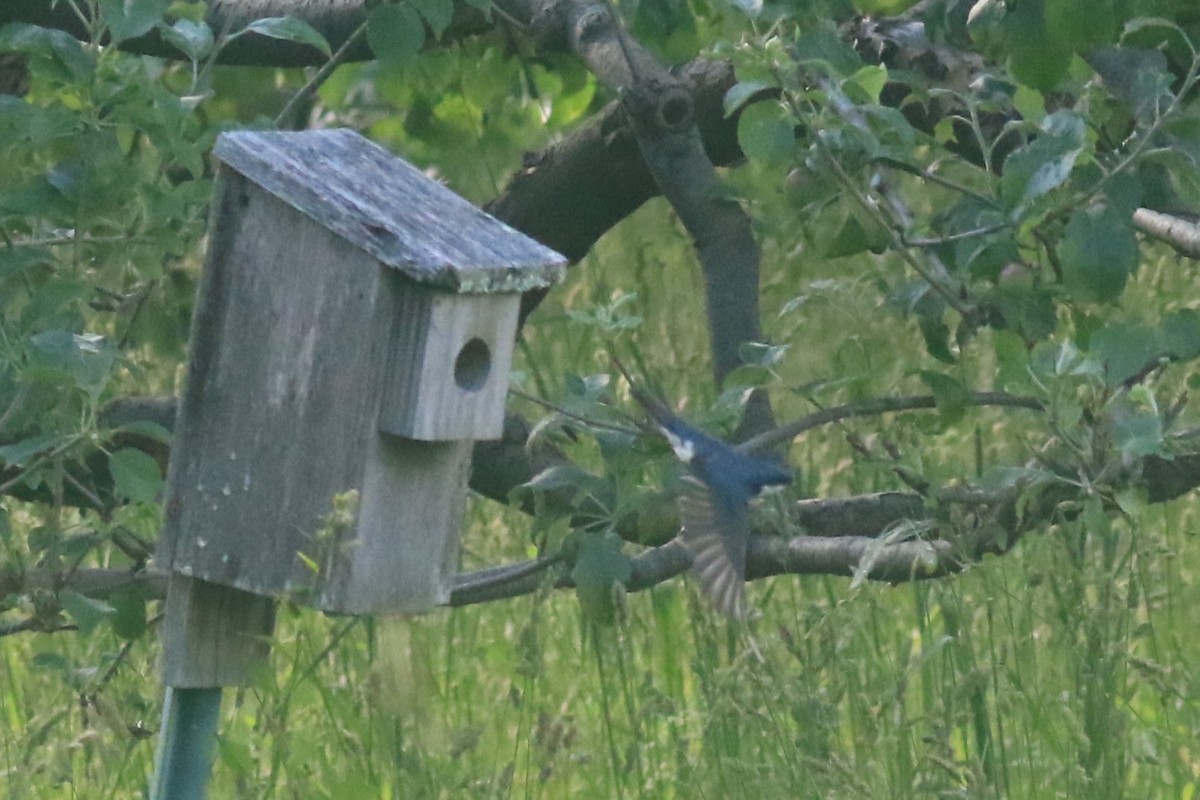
[1133,208,1200,258]
[524,1,770,434]
[740,391,1044,454]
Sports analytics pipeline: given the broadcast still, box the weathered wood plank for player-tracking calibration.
[160,172,385,606]
[328,438,473,613]
[213,129,566,294]
[161,575,275,687]
[160,129,565,615]
[377,291,517,441]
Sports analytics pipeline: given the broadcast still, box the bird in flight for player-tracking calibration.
[613,359,792,618]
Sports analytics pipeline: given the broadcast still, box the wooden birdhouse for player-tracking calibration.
[156,129,564,667]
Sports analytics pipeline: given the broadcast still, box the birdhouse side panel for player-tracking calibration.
[377,289,519,441]
[161,174,388,599]
[319,436,473,613]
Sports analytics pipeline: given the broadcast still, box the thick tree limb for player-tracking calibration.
[485,59,744,306]
[0,491,948,611]
[7,389,1200,614]
[2,454,1168,613]
[6,3,1200,615]
[1133,208,1200,258]
[525,0,771,433]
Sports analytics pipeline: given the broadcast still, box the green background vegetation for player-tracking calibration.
[3,0,1200,796]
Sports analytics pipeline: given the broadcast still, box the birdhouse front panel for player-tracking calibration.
[158,128,565,615]
[159,173,411,611]
[377,286,519,441]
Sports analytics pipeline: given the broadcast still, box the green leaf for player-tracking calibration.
[724,81,775,116]
[918,371,971,424]
[521,464,595,493]
[1088,322,1161,386]
[793,23,862,77]
[1087,47,1173,124]
[1000,111,1087,208]
[109,448,163,504]
[823,211,887,258]
[159,18,214,61]
[0,97,79,143]
[29,330,116,395]
[565,292,642,333]
[1046,0,1117,54]
[1011,84,1046,124]
[737,102,794,164]
[991,285,1057,341]
[845,65,888,104]
[110,419,174,445]
[31,653,71,673]
[98,0,171,44]
[852,0,923,13]
[967,0,1007,52]
[0,434,63,467]
[108,586,148,640]
[1108,388,1164,458]
[572,533,631,626]
[0,24,94,81]
[240,16,331,57]
[723,364,772,388]
[739,341,789,367]
[564,371,611,401]
[994,329,1031,390]
[368,4,425,65]
[1114,486,1148,520]
[919,314,956,364]
[411,0,454,39]
[1060,204,1139,303]
[1161,309,1200,361]
[1004,0,1072,91]
[58,589,116,636]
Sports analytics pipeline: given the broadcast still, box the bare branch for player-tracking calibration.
[1133,208,1200,258]
[6,444,1199,611]
[740,391,1044,455]
[527,0,772,434]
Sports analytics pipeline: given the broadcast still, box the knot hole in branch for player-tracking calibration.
[624,80,694,134]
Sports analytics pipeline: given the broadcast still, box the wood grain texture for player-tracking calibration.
[159,128,564,614]
[161,574,275,687]
[213,129,566,293]
[378,291,517,441]
[159,171,470,613]
[330,438,473,613]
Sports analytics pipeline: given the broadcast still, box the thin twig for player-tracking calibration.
[508,386,640,436]
[877,157,998,207]
[8,233,144,248]
[275,20,368,128]
[62,471,106,513]
[902,221,1012,248]
[739,391,1044,454]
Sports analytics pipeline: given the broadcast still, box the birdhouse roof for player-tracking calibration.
[213,129,566,294]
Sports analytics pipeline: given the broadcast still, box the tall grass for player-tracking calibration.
[3,201,1200,799]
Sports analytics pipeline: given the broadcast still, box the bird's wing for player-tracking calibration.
[677,475,748,619]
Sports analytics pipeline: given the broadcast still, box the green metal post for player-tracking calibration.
[150,686,223,800]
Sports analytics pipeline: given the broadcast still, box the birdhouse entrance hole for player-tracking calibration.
[454,337,491,391]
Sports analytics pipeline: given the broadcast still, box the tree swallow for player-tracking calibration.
[614,360,792,618]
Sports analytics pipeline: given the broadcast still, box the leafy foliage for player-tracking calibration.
[3,0,1200,796]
